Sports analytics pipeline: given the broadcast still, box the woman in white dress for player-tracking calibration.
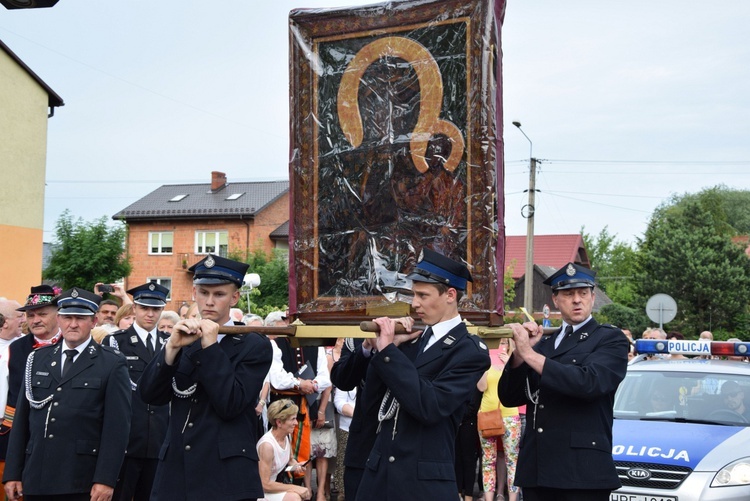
[257,399,312,501]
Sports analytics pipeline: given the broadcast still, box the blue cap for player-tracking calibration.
[56,287,101,316]
[543,262,596,291]
[128,282,169,307]
[406,249,473,291]
[189,254,249,288]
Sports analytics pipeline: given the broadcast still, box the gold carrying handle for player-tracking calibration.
[359,321,557,337]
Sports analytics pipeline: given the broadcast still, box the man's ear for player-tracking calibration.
[230,288,241,307]
[446,287,458,303]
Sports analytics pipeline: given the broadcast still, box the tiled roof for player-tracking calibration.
[270,221,289,239]
[505,234,588,279]
[113,180,289,221]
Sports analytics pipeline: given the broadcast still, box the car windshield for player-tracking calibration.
[614,370,750,426]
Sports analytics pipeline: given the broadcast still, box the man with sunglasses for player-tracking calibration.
[720,381,750,421]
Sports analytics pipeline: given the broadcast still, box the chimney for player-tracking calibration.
[211,171,227,192]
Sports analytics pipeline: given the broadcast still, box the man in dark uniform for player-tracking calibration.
[103,282,171,501]
[330,327,415,501]
[0,285,62,477]
[137,254,273,501]
[355,249,491,501]
[3,287,132,501]
[499,263,629,501]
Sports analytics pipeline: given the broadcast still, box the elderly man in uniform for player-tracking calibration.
[103,282,171,501]
[3,287,132,501]
[0,286,62,480]
[499,263,629,501]
[354,249,490,501]
[137,254,273,501]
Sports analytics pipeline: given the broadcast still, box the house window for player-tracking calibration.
[149,232,173,255]
[195,231,228,257]
[147,277,172,301]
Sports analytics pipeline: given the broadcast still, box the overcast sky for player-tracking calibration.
[2,0,748,245]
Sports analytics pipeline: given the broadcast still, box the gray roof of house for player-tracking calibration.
[270,221,289,239]
[113,180,289,221]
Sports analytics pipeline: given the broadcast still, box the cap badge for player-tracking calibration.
[205,255,215,268]
[566,264,576,277]
[149,283,156,291]
[71,289,79,298]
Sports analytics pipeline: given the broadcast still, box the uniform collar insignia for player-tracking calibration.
[443,335,455,346]
[579,332,589,341]
[159,338,165,346]
[130,335,139,344]
[88,345,96,354]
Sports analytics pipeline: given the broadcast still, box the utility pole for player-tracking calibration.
[513,121,537,314]
[524,157,537,314]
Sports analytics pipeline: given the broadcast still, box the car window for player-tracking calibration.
[614,370,750,426]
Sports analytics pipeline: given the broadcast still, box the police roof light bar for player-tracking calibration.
[635,339,750,357]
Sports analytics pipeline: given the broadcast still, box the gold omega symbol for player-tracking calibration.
[337,36,465,173]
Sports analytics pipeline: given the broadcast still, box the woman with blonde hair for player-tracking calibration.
[114,303,135,330]
[257,399,311,501]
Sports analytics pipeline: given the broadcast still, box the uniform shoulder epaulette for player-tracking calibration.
[467,333,489,352]
[99,343,123,356]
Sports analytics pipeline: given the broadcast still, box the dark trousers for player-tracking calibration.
[343,466,364,501]
[112,456,159,501]
[523,487,611,501]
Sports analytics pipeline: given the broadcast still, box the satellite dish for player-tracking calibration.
[242,273,261,290]
[645,293,678,328]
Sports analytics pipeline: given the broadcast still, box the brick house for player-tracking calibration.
[113,171,289,310]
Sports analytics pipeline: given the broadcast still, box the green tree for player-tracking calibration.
[232,248,290,313]
[635,199,750,336]
[596,303,649,335]
[582,226,639,307]
[503,259,517,309]
[44,210,131,290]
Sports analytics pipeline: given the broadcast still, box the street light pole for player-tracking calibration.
[513,121,537,314]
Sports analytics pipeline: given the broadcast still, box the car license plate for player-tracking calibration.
[610,494,677,501]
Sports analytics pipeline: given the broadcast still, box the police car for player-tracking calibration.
[611,339,750,501]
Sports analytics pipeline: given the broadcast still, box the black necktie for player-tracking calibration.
[557,325,574,349]
[62,349,77,378]
[146,333,154,356]
[417,327,433,355]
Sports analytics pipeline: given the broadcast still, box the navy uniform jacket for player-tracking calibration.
[103,326,170,459]
[137,330,272,501]
[3,341,132,495]
[355,323,490,501]
[498,318,629,490]
[330,338,380,470]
